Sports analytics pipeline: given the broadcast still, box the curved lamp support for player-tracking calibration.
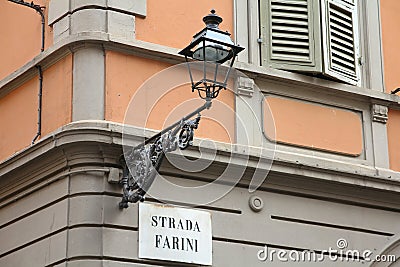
[119,100,212,208]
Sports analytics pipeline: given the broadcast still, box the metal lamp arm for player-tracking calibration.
[119,100,212,208]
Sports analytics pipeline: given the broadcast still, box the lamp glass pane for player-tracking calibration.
[193,44,230,62]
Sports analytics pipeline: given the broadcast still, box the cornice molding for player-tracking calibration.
[1,121,399,193]
[1,33,399,108]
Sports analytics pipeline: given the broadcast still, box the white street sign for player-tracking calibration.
[139,202,212,265]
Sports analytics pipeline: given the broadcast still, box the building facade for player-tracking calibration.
[0,0,400,266]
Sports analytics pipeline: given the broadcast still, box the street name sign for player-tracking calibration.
[138,202,212,265]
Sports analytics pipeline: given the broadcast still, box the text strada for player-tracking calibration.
[139,203,212,265]
[152,215,201,252]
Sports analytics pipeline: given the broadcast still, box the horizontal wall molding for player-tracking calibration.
[0,121,400,204]
[0,31,399,108]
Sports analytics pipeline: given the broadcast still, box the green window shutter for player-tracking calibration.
[261,0,322,72]
[321,0,360,84]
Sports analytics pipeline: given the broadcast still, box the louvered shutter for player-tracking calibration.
[261,0,322,72]
[321,0,360,84]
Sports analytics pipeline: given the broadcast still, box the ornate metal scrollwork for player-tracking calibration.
[119,101,210,209]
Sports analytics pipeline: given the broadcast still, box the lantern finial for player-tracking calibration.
[203,9,222,28]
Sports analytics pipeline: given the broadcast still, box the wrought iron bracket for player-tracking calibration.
[119,100,212,209]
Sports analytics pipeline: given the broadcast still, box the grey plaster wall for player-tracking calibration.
[1,165,399,266]
[0,125,399,266]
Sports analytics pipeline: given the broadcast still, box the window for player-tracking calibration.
[260,0,360,85]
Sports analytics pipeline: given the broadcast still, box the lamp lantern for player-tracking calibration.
[179,9,244,100]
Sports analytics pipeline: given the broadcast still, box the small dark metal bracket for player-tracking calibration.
[119,100,211,209]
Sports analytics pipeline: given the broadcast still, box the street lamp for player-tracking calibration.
[179,9,244,100]
[119,10,244,208]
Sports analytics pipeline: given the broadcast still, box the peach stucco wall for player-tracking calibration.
[381,0,400,93]
[105,51,172,123]
[0,78,37,161]
[0,0,53,80]
[264,96,363,156]
[136,0,233,49]
[0,55,72,162]
[387,110,400,172]
[40,55,72,135]
[105,51,234,143]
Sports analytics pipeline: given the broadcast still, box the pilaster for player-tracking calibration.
[72,45,105,121]
[371,103,390,168]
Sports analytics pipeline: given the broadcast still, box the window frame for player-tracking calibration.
[234,0,384,91]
